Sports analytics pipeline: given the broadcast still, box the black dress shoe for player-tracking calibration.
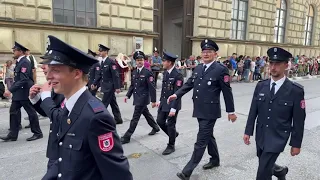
[0,135,17,142]
[26,134,43,141]
[176,172,190,180]
[25,124,31,129]
[273,164,288,180]
[202,161,220,170]
[121,137,130,144]
[162,145,175,155]
[116,120,123,124]
[148,128,160,135]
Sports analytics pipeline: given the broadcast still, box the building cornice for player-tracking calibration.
[0,20,158,38]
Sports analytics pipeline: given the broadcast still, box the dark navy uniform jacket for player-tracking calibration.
[95,57,120,92]
[175,61,235,119]
[10,56,34,101]
[245,78,306,153]
[159,68,183,112]
[126,67,156,106]
[33,91,64,160]
[40,90,132,180]
[88,62,101,88]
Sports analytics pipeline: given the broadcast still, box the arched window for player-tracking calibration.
[274,0,287,43]
[304,5,314,45]
[231,0,248,40]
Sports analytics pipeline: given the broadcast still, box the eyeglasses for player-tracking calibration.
[201,51,214,54]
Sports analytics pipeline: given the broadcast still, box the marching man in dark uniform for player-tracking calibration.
[1,42,43,142]
[94,44,123,124]
[121,51,160,144]
[243,47,306,180]
[36,35,132,179]
[28,49,65,179]
[156,51,183,155]
[168,39,237,180]
[87,49,100,96]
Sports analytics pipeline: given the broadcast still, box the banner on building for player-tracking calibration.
[133,37,143,51]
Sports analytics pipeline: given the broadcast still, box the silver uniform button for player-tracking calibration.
[59,142,63,146]
[284,131,287,133]
[58,173,62,178]
[58,157,62,162]
[49,130,52,133]
[269,109,271,111]
[195,96,198,98]
[69,144,73,149]
[198,84,200,86]
[50,121,52,124]
[284,103,287,105]
[197,90,199,92]
[266,125,269,127]
[267,117,270,119]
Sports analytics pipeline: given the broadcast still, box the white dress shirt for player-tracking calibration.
[270,76,286,94]
[203,60,215,71]
[40,86,87,116]
[16,55,24,63]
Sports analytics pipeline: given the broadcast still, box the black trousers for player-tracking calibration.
[152,70,160,87]
[9,100,42,137]
[102,91,123,123]
[182,118,220,176]
[124,105,159,138]
[156,111,179,146]
[256,147,280,180]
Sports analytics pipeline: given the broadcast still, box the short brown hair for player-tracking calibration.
[68,66,88,82]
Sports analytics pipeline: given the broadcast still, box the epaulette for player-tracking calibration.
[292,81,304,89]
[88,98,104,113]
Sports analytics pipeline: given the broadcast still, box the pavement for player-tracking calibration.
[0,78,320,180]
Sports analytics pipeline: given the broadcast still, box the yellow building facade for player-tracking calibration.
[0,0,319,64]
[0,0,156,62]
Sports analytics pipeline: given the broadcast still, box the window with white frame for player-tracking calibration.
[231,0,248,40]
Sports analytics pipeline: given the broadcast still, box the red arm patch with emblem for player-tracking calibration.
[112,65,117,70]
[223,75,229,82]
[149,76,154,82]
[21,67,27,73]
[98,132,114,152]
[300,100,305,109]
[176,80,182,86]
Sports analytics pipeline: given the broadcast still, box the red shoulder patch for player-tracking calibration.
[98,132,114,152]
[96,66,100,71]
[223,75,229,82]
[300,100,305,109]
[21,67,27,73]
[149,76,154,82]
[112,65,117,70]
[176,80,182,86]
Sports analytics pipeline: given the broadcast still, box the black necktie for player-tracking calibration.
[137,69,140,74]
[203,65,207,73]
[59,106,69,134]
[270,82,276,98]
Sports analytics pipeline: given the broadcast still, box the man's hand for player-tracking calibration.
[3,90,11,97]
[291,147,301,156]
[167,94,177,104]
[151,102,156,108]
[168,112,176,117]
[243,134,250,145]
[124,97,128,103]
[40,81,52,93]
[156,102,160,107]
[29,84,42,99]
[115,89,121,94]
[228,113,237,123]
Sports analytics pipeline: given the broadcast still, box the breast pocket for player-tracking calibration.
[204,77,217,91]
[278,100,293,119]
[63,138,84,172]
